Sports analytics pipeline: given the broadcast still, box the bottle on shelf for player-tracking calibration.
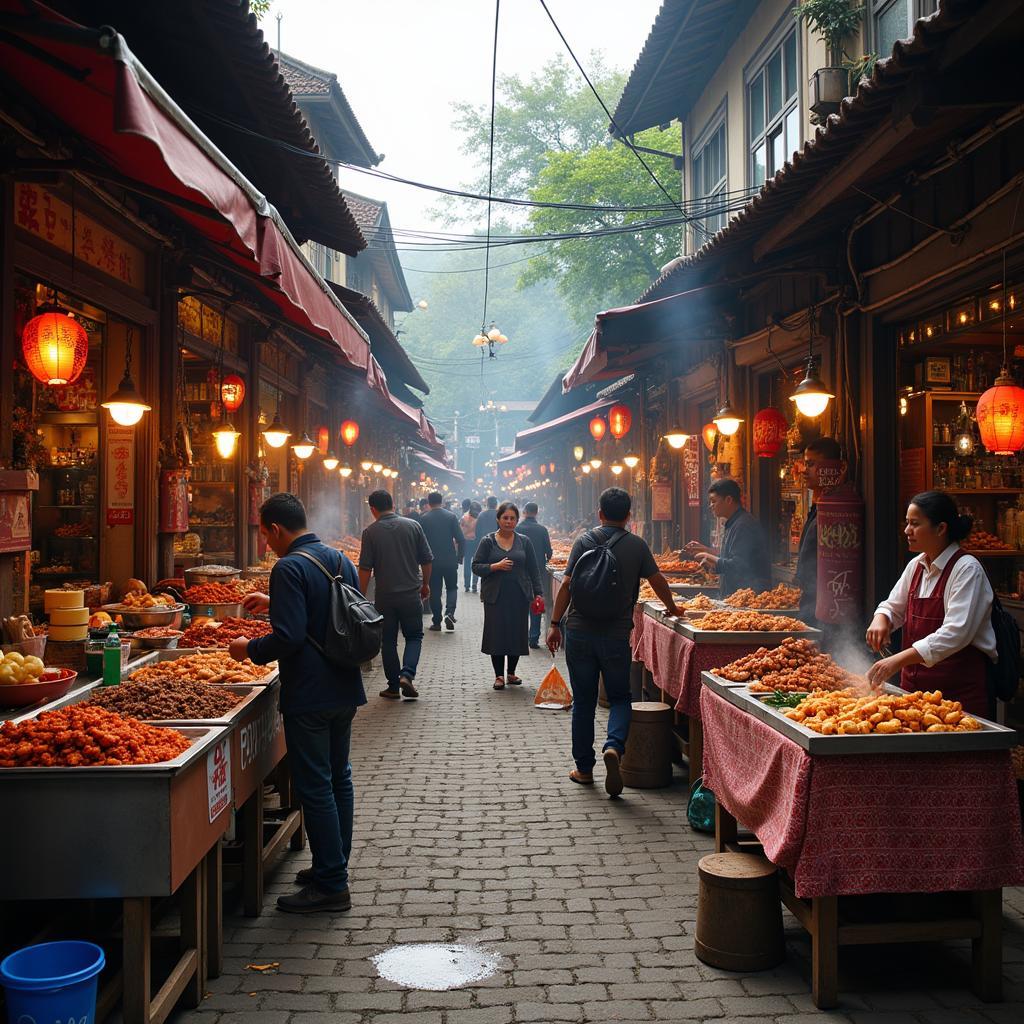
[102,625,121,686]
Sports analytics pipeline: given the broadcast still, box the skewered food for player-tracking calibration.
[725,584,802,609]
[691,611,809,632]
[88,678,243,720]
[784,689,981,735]
[0,706,190,767]
[128,650,273,685]
[179,617,272,649]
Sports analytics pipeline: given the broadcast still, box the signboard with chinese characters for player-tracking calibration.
[207,737,231,823]
[683,436,701,508]
[651,482,672,521]
[106,426,135,526]
[464,435,480,448]
[14,183,145,291]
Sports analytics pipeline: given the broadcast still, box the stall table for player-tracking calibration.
[700,684,1024,1008]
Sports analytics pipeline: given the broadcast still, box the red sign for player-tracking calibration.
[815,486,864,625]
[159,470,189,533]
[106,425,135,526]
[651,482,672,521]
[683,436,701,508]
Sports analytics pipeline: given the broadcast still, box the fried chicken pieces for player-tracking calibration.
[693,611,809,632]
[724,584,802,609]
[784,689,981,735]
[712,637,820,681]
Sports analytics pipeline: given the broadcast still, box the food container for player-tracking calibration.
[135,630,183,650]
[188,602,244,620]
[101,603,185,630]
[184,565,241,587]
[0,669,77,709]
[1,636,47,661]
[85,639,132,677]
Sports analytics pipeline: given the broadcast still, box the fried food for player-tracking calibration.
[784,689,982,735]
[179,617,272,649]
[183,580,259,604]
[88,678,243,720]
[712,637,820,681]
[681,593,717,611]
[725,584,802,609]
[691,611,809,632]
[128,650,273,686]
[116,592,177,610]
[751,657,864,694]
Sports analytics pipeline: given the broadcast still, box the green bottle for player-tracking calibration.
[102,626,122,686]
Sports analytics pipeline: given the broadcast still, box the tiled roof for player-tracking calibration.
[278,56,331,96]
[341,191,384,232]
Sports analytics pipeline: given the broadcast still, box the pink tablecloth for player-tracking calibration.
[701,686,1024,898]
[631,609,759,717]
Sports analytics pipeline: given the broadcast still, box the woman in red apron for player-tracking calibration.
[866,491,994,716]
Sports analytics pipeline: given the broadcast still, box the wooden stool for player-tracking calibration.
[621,701,673,788]
[695,853,784,971]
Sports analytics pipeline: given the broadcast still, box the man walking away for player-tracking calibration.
[546,487,682,797]
[477,495,499,539]
[358,490,432,700]
[461,500,481,594]
[420,491,465,631]
[230,493,364,913]
[517,501,553,648]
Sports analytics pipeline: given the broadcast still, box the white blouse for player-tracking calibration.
[874,544,996,668]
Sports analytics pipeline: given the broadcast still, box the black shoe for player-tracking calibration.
[428,623,442,631]
[529,641,540,649]
[399,676,419,699]
[603,748,624,798]
[464,587,470,593]
[444,614,456,631]
[277,883,351,914]
[379,687,401,700]
[295,866,314,884]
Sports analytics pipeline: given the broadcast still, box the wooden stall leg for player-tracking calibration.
[179,863,203,1009]
[122,897,151,1024]
[278,754,306,852]
[715,802,738,854]
[811,895,839,1009]
[688,716,704,788]
[205,841,224,981]
[971,889,1002,1002]
[241,790,264,918]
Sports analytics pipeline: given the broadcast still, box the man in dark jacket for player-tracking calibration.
[419,491,464,631]
[517,501,553,648]
[476,495,499,539]
[230,493,364,914]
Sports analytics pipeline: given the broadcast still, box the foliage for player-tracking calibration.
[249,0,272,19]
[793,0,865,64]
[844,51,879,83]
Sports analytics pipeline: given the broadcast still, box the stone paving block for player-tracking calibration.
[582,999,654,1020]
[649,997,725,1019]
[511,1002,583,1021]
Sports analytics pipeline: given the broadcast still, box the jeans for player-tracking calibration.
[463,540,479,590]
[378,596,424,689]
[564,628,633,773]
[283,707,357,893]
[429,561,459,625]
[529,610,543,645]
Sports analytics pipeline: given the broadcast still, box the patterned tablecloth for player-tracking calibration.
[631,608,760,717]
[700,686,1024,898]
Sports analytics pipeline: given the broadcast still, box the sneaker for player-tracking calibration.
[276,883,351,914]
[444,614,456,631]
[428,623,442,631]
[379,688,401,700]
[529,641,540,649]
[464,587,470,593]
[295,866,314,884]
[603,748,624,797]
[399,676,419,699]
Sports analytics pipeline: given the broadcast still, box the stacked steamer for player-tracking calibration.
[44,589,88,642]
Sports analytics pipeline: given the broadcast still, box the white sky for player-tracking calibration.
[261,0,663,237]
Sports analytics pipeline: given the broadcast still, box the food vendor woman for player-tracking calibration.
[865,490,995,715]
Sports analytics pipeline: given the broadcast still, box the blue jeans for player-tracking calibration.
[564,629,633,773]
[379,596,424,689]
[463,540,478,590]
[429,561,459,625]
[529,610,543,645]
[283,707,357,893]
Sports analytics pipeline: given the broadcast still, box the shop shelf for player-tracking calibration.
[963,549,1024,557]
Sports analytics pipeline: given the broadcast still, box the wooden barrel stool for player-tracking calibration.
[695,853,784,971]
[620,701,673,788]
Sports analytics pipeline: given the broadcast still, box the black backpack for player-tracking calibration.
[295,550,383,669]
[988,593,1022,701]
[568,529,629,619]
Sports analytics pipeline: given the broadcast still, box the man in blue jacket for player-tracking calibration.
[229,492,365,914]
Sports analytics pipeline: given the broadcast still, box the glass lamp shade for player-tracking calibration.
[487,327,501,341]
[360,460,373,471]
[623,453,640,468]
[581,464,591,474]
[610,463,624,476]
[589,457,602,469]
[977,372,1024,454]
[371,463,383,473]
[291,433,316,460]
[339,466,353,478]
[212,423,240,459]
[790,361,834,418]
[261,413,291,449]
[472,334,488,347]
[664,426,690,449]
[101,373,151,426]
[713,402,743,436]
[322,453,340,471]
[497,333,509,344]
[22,311,89,385]
[573,445,584,461]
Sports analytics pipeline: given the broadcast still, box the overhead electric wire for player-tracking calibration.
[479,0,501,341]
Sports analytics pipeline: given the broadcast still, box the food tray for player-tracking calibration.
[148,647,279,686]
[675,620,821,644]
[700,672,1017,754]
[188,601,245,619]
[719,605,801,616]
[668,582,719,597]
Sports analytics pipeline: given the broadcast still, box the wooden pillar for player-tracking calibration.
[156,260,180,581]
[1,178,17,612]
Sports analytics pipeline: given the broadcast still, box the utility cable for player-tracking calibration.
[480,0,501,346]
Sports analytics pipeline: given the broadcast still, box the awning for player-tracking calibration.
[364,357,445,455]
[0,6,370,370]
[413,451,464,481]
[514,398,614,449]
[562,283,728,392]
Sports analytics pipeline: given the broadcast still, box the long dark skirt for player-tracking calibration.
[481,577,530,657]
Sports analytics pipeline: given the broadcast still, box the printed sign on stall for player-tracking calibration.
[106,426,135,526]
[683,436,701,508]
[207,737,231,823]
[651,482,672,521]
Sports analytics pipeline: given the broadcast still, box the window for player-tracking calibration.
[872,1,937,59]
[691,117,727,239]
[748,28,799,187]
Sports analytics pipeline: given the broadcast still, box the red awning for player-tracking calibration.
[413,451,464,480]
[0,6,369,370]
[562,283,728,392]
[364,356,445,455]
[514,398,614,449]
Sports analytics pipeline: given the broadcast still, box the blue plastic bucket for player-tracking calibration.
[0,940,105,1024]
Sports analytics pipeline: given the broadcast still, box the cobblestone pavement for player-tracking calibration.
[178,594,1024,1024]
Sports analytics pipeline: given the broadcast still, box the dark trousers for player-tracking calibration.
[564,629,633,773]
[463,540,479,590]
[283,706,357,893]
[429,561,459,624]
[378,596,424,688]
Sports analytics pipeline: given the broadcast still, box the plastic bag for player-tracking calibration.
[531,595,546,615]
[534,664,572,709]
[686,777,716,834]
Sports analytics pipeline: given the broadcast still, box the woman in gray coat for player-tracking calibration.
[473,501,544,689]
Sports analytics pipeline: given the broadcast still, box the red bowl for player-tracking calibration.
[0,668,78,709]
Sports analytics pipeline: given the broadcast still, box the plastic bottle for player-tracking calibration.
[102,625,121,686]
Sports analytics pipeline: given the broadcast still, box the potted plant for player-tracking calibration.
[794,0,865,118]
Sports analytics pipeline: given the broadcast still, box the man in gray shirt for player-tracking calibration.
[358,490,433,700]
[419,491,465,631]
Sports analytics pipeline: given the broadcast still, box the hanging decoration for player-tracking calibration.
[978,253,1024,454]
[608,404,632,439]
[790,310,834,418]
[663,425,689,449]
[220,374,245,413]
[340,419,360,447]
[701,423,717,451]
[752,408,788,458]
[101,327,151,426]
[21,307,90,386]
[292,433,317,460]
[589,415,606,441]
[317,426,330,455]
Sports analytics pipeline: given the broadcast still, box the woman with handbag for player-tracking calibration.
[473,501,544,690]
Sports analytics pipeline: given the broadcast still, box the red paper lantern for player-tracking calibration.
[752,407,788,458]
[589,415,607,441]
[340,419,360,447]
[220,374,245,413]
[317,426,330,454]
[21,311,89,385]
[977,373,1024,454]
[608,404,632,440]
[701,422,718,451]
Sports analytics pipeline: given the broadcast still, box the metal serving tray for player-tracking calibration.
[146,647,279,686]
[668,582,719,597]
[718,604,801,616]
[144,683,264,726]
[676,620,822,645]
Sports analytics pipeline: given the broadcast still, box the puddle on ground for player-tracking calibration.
[371,943,502,991]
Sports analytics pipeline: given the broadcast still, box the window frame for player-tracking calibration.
[870,0,937,59]
[744,18,802,190]
[689,99,728,242]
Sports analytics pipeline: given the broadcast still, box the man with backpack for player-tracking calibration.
[546,487,682,796]
[231,492,365,914]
